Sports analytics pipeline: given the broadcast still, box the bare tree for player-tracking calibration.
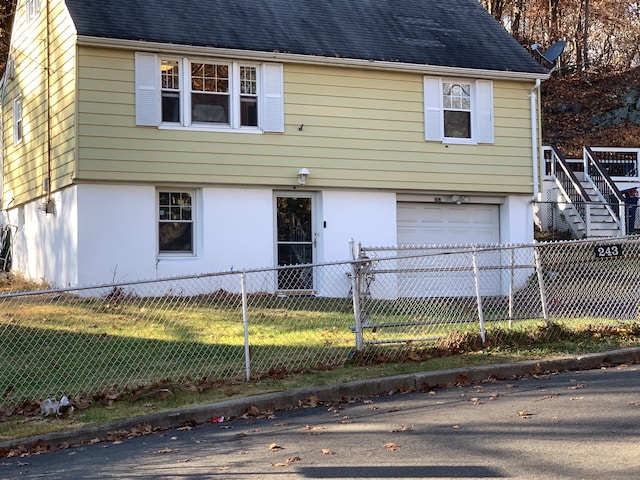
[0,0,16,73]
[479,0,640,71]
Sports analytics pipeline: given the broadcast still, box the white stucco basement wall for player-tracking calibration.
[75,185,278,286]
[320,191,397,261]
[500,195,535,245]
[4,188,79,287]
[3,185,533,291]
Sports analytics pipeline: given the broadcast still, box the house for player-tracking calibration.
[1,0,548,290]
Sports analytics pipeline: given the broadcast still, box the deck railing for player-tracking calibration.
[583,147,626,233]
[544,146,591,231]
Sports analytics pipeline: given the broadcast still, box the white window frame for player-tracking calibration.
[13,95,23,145]
[136,52,284,133]
[157,189,197,257]
[26,0,41,23]
[424,77,494,145]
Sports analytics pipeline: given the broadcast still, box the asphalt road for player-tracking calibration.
[2,364,640,479]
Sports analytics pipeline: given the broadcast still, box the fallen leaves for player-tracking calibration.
[390,424,414,432]
[568,383,586,390]
[246,405,261,417]
[305,394,322,408]
[272,456,301,467]
[542,67,640,156]
[384,442,401,451]
[268,442,284,451]
[303,424,327,431]
[156,447,179,454]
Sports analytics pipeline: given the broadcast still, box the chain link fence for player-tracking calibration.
[355,237,640,351]
[2,236,640,406]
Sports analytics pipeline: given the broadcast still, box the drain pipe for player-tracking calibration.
[529,79,542,201]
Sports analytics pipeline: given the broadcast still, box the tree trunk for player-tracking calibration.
[485,0,505,22]
[548,0,560,42]
[582,0,590,69]
[511,0,524,36]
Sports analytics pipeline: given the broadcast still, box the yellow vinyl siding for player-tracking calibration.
[75,47,537,195]
[1,0,76,208]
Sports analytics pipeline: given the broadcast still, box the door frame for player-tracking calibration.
[274,191,319,292]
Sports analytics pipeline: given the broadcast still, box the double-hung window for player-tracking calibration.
[136,53,283,132]
[13,96,23,145]
[26,0,41,23]
[158,191,194,255]
[424,77,494,144]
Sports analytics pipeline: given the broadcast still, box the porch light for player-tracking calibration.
[297,168,310,186]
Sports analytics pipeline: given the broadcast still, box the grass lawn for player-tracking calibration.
[3,273,640,444]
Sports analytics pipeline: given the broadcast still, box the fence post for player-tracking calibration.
[533,247,550,325]
[471,249,486,345]
[240,272,251,381]
[350,261,364,351]
[509,247,514,329]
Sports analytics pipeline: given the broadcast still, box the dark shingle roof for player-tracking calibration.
[64,0,547,75]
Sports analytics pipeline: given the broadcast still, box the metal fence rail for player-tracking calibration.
[2,236,640,406]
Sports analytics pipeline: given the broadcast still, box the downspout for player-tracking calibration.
[44,0,53,213]
[529,79,541,201]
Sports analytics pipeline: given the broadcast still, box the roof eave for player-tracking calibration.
[77,36,550,82]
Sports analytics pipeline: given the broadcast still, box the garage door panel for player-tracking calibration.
[396,202,500,296]
[398,203,500,246]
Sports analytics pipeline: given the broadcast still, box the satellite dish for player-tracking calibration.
[532,40,566,72]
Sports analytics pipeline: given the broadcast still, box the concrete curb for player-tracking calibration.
[3,347,640,452]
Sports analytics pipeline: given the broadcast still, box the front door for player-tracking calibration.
[276,194,314,291]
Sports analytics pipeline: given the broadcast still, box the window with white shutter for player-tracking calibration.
[135,53,284,133]
[423,77,494,145]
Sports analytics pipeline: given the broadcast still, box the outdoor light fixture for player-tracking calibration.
[451,195,470,205]
[297,168,310,186]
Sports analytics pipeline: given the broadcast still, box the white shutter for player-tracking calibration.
[261,63,284,133]
[135,52,160,126]
[475,80,494,144]
[423,77,443,141]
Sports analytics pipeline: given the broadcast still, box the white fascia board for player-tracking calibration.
[77,36,550,83]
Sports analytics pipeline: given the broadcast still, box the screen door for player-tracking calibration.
[276,195,314,291]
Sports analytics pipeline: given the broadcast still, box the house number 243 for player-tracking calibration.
[593,244,623,258]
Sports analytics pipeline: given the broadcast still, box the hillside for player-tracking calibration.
[541,67,640,158]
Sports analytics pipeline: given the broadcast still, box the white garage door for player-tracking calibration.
[396,202,501,297]
[397,202,500,245]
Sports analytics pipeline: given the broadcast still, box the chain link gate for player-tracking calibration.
[351,236,640,350]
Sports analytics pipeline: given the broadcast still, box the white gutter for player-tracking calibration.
[77,36,550,82]
[530,79,542,200]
